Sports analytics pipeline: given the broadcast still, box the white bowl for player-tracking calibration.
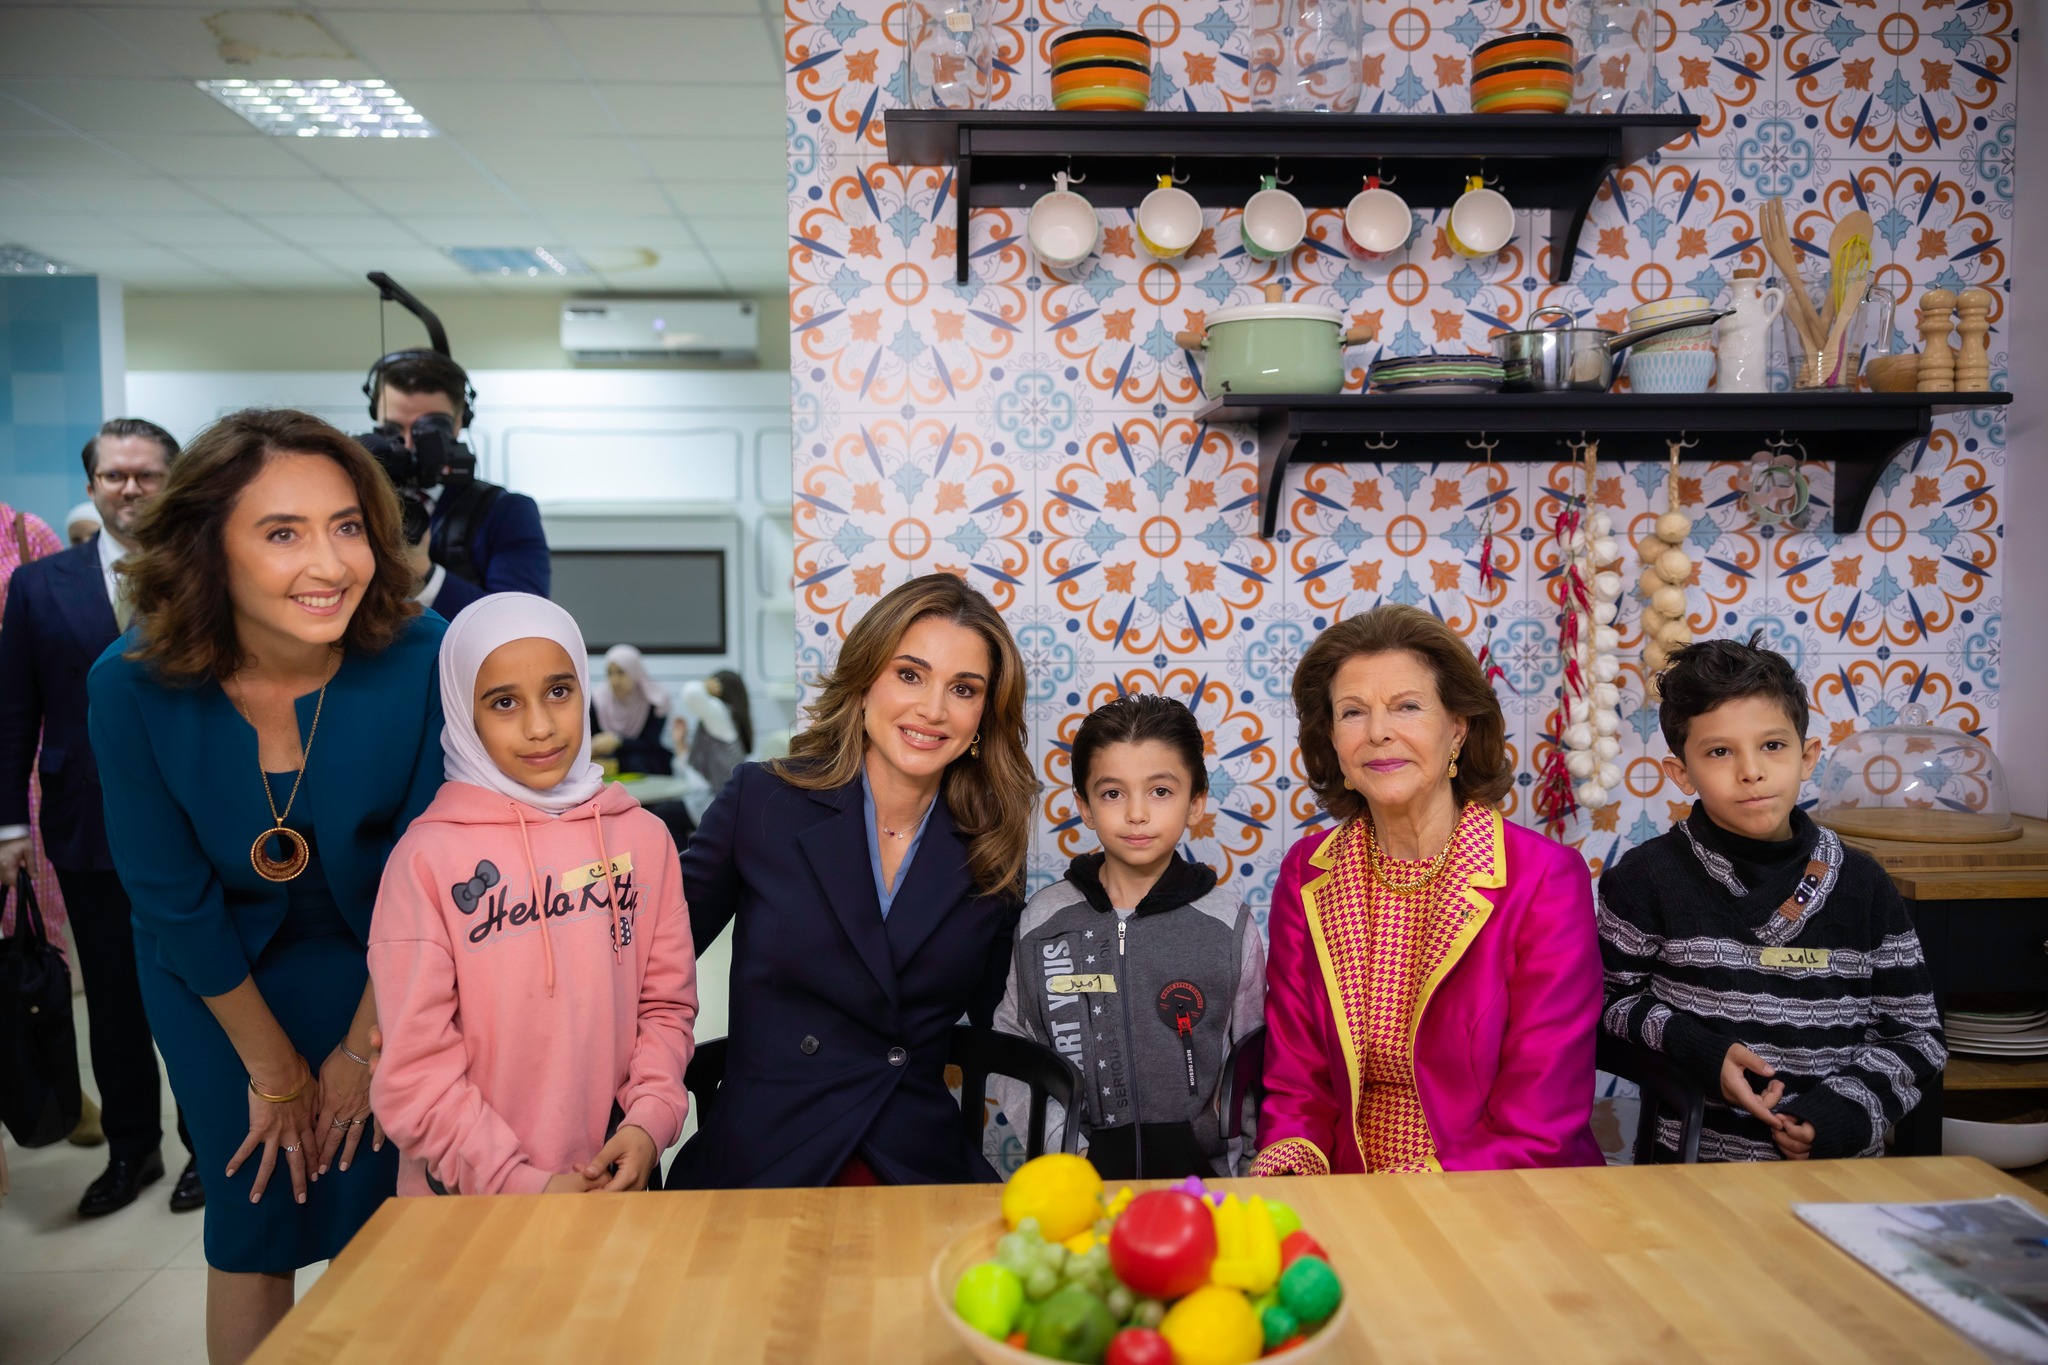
[1942,1116,2048,1169]
[931,1217,1353,1365]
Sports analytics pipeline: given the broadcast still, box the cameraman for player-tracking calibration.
[366,352,549,615]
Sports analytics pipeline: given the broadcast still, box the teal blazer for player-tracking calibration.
[88,613,446,998]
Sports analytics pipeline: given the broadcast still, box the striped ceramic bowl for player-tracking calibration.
[1470,30,1573,114]
[1050,28,1152,111]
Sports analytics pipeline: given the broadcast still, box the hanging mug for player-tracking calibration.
[1240,175,1307,261]
[1447,175,1514,258]
[1027,171,1101,273]
[1343,176,1412,259]
[1136,175,1202,261]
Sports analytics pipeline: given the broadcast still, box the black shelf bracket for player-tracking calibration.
[1193,392,2013,538]
[883,111,1701,284]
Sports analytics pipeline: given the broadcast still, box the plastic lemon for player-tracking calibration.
[1158,1285,1262,1365]
[1002,1153,1105,1243]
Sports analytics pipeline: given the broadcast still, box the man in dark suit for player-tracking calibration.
[0,417,199,1217]
[372,353,549,618]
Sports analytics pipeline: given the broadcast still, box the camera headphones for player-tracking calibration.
[362,348,476,429]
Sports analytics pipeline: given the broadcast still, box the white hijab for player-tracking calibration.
[440,593,607,815]
[592,643,669,739]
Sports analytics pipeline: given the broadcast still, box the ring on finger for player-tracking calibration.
[282,1143,300,1154]
[332,1117,353,1129]
[349,1117,366,1127]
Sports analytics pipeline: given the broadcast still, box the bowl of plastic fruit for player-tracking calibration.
[933,1153,1349,1365]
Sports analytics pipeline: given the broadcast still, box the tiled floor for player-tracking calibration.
[0,927,732,1363]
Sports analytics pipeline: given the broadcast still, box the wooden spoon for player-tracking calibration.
[1825,209,1874,326]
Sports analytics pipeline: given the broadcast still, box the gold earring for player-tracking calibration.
[970,732,981,759]
[1447,748,1461,781]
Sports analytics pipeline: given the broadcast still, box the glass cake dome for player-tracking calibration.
[1812,705,2017,843]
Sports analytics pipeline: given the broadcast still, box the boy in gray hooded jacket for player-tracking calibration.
[991,695,1264,1178]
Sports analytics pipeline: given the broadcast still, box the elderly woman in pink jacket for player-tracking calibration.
[1252,605,1603,1177]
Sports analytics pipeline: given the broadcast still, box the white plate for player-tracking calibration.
[1947,1041,2048,1058]
[1371,382,1503,395]
[1947,1012,2048,1027]
[1946,1023,2048,1042]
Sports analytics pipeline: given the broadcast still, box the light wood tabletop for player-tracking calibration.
[252,1157,2043,1364]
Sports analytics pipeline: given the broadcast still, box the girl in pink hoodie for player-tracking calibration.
[369,594,695,1195]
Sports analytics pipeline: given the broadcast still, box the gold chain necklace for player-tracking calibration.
[227,661,336,883]
[1364,806,1467,896]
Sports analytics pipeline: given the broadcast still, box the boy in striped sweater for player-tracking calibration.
[1598,636,1945,1162]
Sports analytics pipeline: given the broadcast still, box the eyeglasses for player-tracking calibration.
[92,470,165,492]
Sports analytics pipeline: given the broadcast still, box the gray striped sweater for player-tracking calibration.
[1597,804,1946,1161]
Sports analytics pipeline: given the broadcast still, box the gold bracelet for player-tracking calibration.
[248,1063,310,1104]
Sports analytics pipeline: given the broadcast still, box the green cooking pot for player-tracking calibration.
[1176,284,1377,399]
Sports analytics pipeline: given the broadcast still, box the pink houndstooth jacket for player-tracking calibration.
[1251,806,1605,1175]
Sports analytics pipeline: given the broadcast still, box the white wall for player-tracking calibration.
[2004,42,2044,818]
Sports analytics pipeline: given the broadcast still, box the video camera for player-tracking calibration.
[354,272,481,545]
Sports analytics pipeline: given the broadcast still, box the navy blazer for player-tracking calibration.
[0,536,123,871]
[429,488,549,619]
[87,613,446,998]
[669,763,1019,1189]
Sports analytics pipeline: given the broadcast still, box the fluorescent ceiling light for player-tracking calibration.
[198,79,437,138]
[0,244,75,275]
[446,247,591,278]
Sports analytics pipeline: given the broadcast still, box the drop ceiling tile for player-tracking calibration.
[337,177,525,215]
[246,213,424,248]
[682,213,788,248]
[175,244,330,269]
[667,181,784,220]
[130,214,289,248]
[285,136,481,181]
[322,14,581,81]
[3,175,220,215]
[544,0,762,13]
[53,245,230,278]
[594,81,784,140]
[310,246,468,276]
[0,10,165,79]
[546,214,700,249]
[0,96,62,133]
[636,139,784,182]
[550,16,777,84]
[99,133,321,179]
[398,215,554,247]
[0,132,135,176]
[0,79,253,134]
[476,177,677,216]
[0,212,145,248]
[211,180,374,214]
[87,9,376,81]
[398,81,613,137]
[456,135,647,183]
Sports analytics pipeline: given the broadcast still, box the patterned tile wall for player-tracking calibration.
[785,0,2015,919]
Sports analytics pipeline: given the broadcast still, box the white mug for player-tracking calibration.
[1240,175,1306,260]
[1136,175,1202,260]
[1343,177,1412,259]
[1447,175,1514,258]
[1027,171,1100,272]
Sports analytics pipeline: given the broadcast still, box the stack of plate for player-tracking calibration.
[1946,1008,2048,1059]
[1368,354,1505,395]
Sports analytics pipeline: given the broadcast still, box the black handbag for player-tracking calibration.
[0,867,84,1147]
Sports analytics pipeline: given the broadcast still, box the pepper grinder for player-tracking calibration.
[1916,288,1956,392]
[1955,287,1992,391]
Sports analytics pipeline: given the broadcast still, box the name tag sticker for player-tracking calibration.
[1760,946,1831,970]
[563,851,633,892]
[1048,974,1116,994]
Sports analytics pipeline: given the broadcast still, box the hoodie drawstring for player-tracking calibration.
[513,803,556,997]
[592,809,622,963]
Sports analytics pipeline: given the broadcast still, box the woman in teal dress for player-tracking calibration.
[88,409,443,1365]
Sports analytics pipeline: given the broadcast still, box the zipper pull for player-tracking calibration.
[1117,920,1127,956]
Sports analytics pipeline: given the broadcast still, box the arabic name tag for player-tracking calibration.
[1048,974,1116,994]
[1759,946,1831,971]
[563,851,634,892]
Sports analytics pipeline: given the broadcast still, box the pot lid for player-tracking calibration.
[1206,301,1344,327]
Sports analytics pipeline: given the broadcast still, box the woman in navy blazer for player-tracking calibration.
[669,574,1033,1189]
[88,410,442,1365]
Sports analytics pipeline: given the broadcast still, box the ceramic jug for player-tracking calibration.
[1713,271,1784,393]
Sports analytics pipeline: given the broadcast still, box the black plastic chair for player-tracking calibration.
[1218,1024,1268,1145]
[683,1035,729,1132]
[1597,1033,1705,1165]
[950,1025,1083,1158]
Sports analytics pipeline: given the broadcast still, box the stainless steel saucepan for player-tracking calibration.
[1494,304,1732,392]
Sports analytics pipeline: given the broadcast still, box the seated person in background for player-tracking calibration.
[1599,635,1946,1162]
[592,644,673,776]
[992,694,1263,1179]
[65,501,101,547]
[369,594,695,1195]
[673,669,752,796]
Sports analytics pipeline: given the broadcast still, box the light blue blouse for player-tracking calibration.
[860,768,935,919]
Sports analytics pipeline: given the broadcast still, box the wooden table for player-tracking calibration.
[253,1158,2042,1363]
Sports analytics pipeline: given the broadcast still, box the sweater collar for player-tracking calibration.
[1682,801,1818,897]
[1063,849,1216,918]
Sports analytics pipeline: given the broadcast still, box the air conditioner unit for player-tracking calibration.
[560,298,759,362]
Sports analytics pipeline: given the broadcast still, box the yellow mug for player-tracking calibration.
[1447,175,1514,258]
[1136,174,1202,260]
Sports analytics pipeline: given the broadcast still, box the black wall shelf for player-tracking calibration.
[1194,391,2014,538]
[881,111,1700,285]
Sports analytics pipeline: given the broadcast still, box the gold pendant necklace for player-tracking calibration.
[1365,806,1465,896]
[228,663,334,884]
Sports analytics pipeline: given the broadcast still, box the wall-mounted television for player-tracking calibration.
[548,549,727,654]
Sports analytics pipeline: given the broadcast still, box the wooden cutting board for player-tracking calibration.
[1830,814,2048,872]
